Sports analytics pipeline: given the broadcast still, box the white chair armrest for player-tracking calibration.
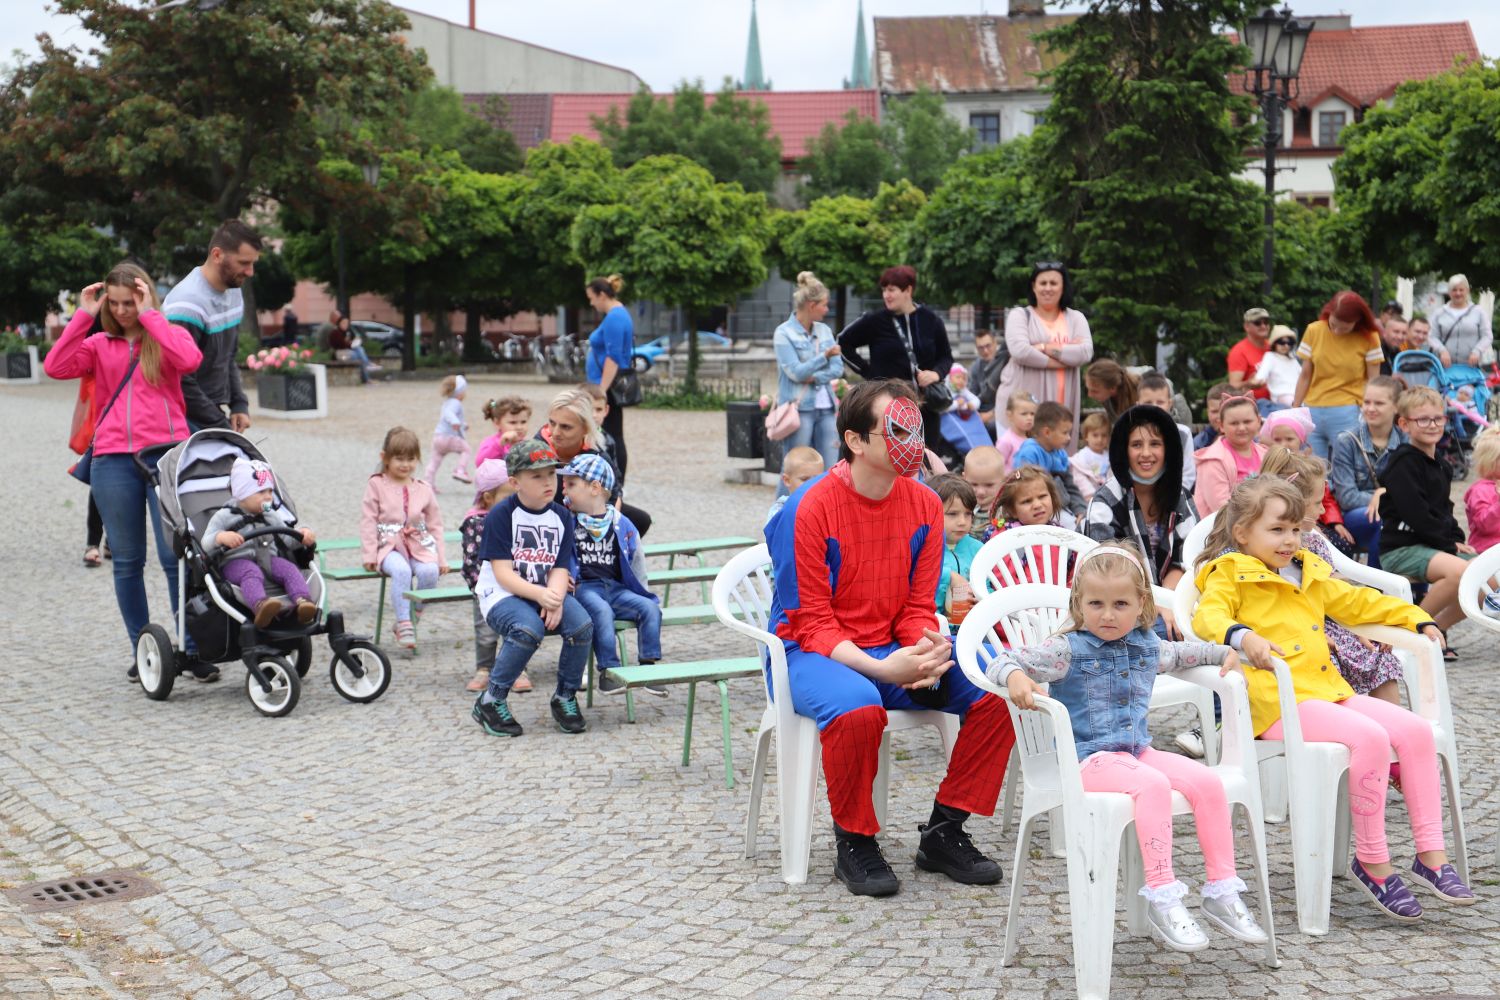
[1000,690,1086,792]
[1266,657,1305,749]
[1332,554,1412,603]
[1177,665,1255,770]
[1343,623,1447,726]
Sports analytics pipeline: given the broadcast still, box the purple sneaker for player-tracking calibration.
[1410,858,1477,905]
[1350,858,1423,922]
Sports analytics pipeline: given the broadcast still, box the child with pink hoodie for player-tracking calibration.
[1463,432,1500,554]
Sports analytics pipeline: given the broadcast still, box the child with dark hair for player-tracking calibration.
[1013,401,1086,519]
[1137,372,1197,491]
[475,395,532,466]
[927,474,982,618]
[1193,383,1232,450]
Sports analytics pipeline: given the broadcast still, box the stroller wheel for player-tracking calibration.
[245,655,300,717]
[330,639,393,704]
[136,625,176,702]
[288,637,314,678]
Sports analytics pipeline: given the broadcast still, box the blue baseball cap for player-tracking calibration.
[559,453,615,493]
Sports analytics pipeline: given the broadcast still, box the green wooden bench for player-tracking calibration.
[603,657,763,788]
[315,531,462,569]
[321,558,462,637]
[401,564,719,616]
[639,536,755,603]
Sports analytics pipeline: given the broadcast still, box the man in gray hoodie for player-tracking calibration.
[163,219,262,432]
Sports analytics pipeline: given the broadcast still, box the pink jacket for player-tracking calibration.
[474,432,515,467]
[359,473,446,567]
[1464,479,1500,553]
[1193,439,1266,516]
[44,309,202,456]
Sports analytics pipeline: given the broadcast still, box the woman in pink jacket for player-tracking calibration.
[45,263,204,676]
[1192,394,1266,516]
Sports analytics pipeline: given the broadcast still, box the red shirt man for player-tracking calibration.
[1226,306,1272,402]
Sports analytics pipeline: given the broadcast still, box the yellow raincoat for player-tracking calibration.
[1192,550,1431,735]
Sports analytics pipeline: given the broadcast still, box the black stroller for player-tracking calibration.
[133,429,392,716]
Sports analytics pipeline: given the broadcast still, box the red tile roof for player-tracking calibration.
[1232,21,1479,110]
[548,90,881,163]
[873,14,1076,94]
[463,93,553,150]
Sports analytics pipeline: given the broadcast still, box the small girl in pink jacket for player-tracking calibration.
[360,426,446,650]
[1463,432,1500,555]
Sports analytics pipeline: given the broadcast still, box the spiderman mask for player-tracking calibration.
[882,396,926,478]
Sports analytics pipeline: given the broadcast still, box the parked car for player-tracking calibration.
[349,321,406,358]
[631,331,732,372]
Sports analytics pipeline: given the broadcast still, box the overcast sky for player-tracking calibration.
[5,1,1497,91]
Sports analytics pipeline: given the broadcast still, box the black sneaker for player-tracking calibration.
[551,694,587,734]
[598,670,626,695]
[187,659,220,683]
[915,821,1003,885]
[127,664,139,683]
[835,832,900,897]
[472,697,523,737]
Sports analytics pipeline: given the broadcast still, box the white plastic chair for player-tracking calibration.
[1176,575,1468,935]
[711,544,960,884]
[1183,508,1415,822]
[970,525,1219,768]
[955,585,1278,1000]
[1456,544,1500,865]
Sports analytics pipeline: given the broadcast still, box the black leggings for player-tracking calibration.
[602,401,627,480]
[86,491,104,547]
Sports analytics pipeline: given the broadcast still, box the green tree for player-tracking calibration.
[512,140,625,314]
[593,80,783,193]
[797,109,892,200]
[1029,0,1262,375]
[904,138,1047,323]
[571,155,770,391]
[407,85,523,175]
[0,222,117,327]
[250,251,297,316]
[1334,58,1500,291]
[1254,201,1384,332]
[881,86,973,194]
[0,0,428,276]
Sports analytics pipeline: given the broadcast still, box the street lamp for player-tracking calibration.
[1244,6,1314,296]
[335,158,383,321]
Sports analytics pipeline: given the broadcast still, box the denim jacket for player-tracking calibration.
[1330,423,1406,512]
[990,627,1230,760]
[773,314,843,411]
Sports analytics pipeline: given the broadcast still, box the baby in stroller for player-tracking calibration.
[202,458,319,628]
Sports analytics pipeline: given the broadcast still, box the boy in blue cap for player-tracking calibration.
[559,452,664,696]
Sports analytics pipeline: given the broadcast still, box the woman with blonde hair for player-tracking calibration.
[1433,273,1493,368]
[773,270,844,472]
[45,261,209,680]
[584,274,634,476]
[543,387,652,536]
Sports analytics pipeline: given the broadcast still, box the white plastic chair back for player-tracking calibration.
[1458,542,1500,628]
[969,524,1098,595]
[1182,511,1216,570]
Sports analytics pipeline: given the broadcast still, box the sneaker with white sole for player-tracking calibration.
[598,670,626,695]
[1173,727,1205,759]
[1484,594,1500,619]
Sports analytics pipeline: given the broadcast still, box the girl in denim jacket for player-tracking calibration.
[991,545,1267,953]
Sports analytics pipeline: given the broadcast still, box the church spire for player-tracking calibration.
[845,0,871,89]
[740,0,770,91]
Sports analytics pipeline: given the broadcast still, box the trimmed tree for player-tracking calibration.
[0,222,117,327]
[881,86,973,194]
[1029,0,1262,375]
[797,109,893,201]
[571,155,770,392]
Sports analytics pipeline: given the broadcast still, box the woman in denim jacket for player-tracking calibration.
[773,271,844,471]
[1329,375,1405,570]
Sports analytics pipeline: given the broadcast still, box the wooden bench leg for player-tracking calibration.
[681,680,697,767]
[625,686,636,724]
[663,553,678,607]
[375,577,387,640]
[717,679,734,789]
[696,553,711,606]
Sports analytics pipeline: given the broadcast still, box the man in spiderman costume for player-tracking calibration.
[766,379,1016,896]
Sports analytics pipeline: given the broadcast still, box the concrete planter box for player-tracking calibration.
[251,363,328,421]
[1,346,39,384]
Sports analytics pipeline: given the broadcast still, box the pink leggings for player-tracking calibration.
[426,434,472,481]
[1079,747,1237,888]
[1261,695,1444,864]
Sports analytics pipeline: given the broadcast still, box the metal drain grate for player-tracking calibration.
[3,870,160,912]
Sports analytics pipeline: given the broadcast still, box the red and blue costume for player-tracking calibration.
[766,461,1016,835]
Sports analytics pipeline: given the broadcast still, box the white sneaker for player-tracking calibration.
[1483,594,1500,619]
[1173,727,1205,759]
[1146,901,1210,952]
[1201,892,1268,944]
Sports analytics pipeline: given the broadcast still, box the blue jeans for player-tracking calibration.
[575,579,662,671]
[1308,404,1360,461]
[777,406,838,497]
[90,452,182,653]
[1258,399,1286,417]
[1343,506,1384,569]
[779,639,990,729]
[484,594,592,700]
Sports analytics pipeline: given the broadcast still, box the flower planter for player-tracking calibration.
[1,346,39,385]
[252,363,328,421]
[725,400,765,459]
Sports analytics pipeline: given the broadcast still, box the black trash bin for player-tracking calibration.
[726,400,765,460]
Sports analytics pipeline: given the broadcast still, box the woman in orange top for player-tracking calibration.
[1293,291,1383,461]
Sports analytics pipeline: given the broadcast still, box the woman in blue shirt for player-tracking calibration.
[773,270,844,474]
[585,274,635,477]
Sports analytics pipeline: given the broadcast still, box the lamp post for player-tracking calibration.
[334,158,383,322]
[1243,6,1313,296]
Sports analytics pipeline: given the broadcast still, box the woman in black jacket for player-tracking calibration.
[837,265,956,464]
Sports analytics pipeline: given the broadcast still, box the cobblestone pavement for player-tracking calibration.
[3,374,1499,1000]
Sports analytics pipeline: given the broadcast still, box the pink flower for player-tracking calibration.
[301,349,312,360]
[758,393,771,410]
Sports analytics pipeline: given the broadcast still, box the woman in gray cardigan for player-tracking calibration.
[993,262,1095,446]
[1433,273,1494,368]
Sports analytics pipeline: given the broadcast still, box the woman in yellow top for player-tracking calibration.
[1293,291,1383,460]
[1191,476,1474,921]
